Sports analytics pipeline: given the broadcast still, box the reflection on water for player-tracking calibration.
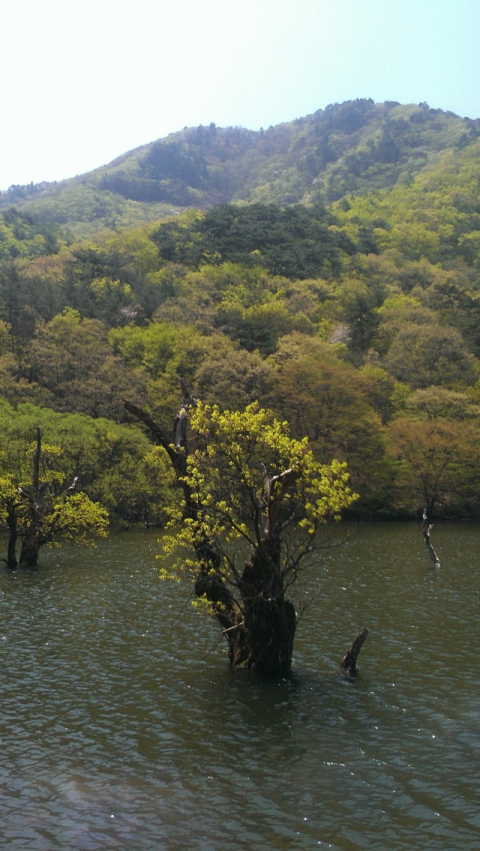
[0,523,479,850]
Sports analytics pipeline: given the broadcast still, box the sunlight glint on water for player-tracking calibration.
[0,523,479,850]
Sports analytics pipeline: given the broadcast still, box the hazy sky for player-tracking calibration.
[0,0,478,190]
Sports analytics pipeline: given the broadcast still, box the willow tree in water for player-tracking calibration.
[125,395,357,674]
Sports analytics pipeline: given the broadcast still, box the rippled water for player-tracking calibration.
[0,523,479,850]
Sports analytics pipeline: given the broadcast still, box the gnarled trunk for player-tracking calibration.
[19,534,43,568]
[242,591,296,673]
[195,550,296,673]
[238,535,296,673]
[17,427,45,567]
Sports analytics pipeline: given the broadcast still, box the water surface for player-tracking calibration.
[0,523,479,850]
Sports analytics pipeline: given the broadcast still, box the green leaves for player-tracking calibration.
[161,402,357,582]
[0,400,175,528]
[152,202,354,279]
[0,425,109,566]
[44,492,108,545]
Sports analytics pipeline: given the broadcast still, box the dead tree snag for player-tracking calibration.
[422,509,442,568]
[340,627,369,676]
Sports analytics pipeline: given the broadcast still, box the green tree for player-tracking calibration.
[338,278,385,358]
[126,398,356,673]
[151,202,355,278]
[27,310,147,418]
[216,300,309,355]
[194,348,273,409]
[268,334,390,514]
[110,321,234,431]
[0,399,176,530]
[372,294,437,356]
[0,428,108,568]
[384,322,477,389]
[387,388,480,515]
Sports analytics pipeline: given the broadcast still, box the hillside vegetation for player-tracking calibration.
[2,99,479,235]
[1,99,480,526]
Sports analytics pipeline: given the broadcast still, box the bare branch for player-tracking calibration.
[422,509,442,568]
[123,400,178,465]
[295,583,324,624]
[340,627,369,676]
[201,621,246,662]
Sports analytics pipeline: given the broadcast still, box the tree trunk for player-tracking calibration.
[5,501,18,570]
[195,548,297,673]
[237,535,296,673]
[19,534,42,567]
[242,592,296,673]
[18,427,45,567]
[124,396,297,674]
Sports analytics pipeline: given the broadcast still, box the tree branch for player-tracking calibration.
[340,627,369,676]
[123,400,178,467]
[422,509,442,568]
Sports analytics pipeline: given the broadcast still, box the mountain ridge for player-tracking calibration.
[1,99,479,236]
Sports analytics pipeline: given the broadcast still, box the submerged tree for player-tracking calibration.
[0,427,109,568]
[125,394,357,674]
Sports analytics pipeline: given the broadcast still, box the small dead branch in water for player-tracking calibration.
[340,627,369,676]
[422,509,442,569]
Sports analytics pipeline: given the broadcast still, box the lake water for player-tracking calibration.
[0,522,479,850]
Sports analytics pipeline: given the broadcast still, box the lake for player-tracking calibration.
[0,522,479,850]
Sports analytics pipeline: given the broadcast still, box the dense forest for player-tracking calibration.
[2,99,479,235]
[1,99,480,540]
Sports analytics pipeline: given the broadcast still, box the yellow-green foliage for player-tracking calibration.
[334,142,480,266]
[0,433,109,552]
[0,474,18,524]
[160,402,357,583]
[43,492,109,546]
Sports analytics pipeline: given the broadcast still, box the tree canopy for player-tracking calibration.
[0,426,109,567]
[127,398,356,672]
[1,99,480,527]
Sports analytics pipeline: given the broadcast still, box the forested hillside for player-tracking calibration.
[2,99,479,235]
[1,99,480,528]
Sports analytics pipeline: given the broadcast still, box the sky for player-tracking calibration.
[0,0,478,191]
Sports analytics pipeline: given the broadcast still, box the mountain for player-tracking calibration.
[1,99,479,236]
[1,100,480,521]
